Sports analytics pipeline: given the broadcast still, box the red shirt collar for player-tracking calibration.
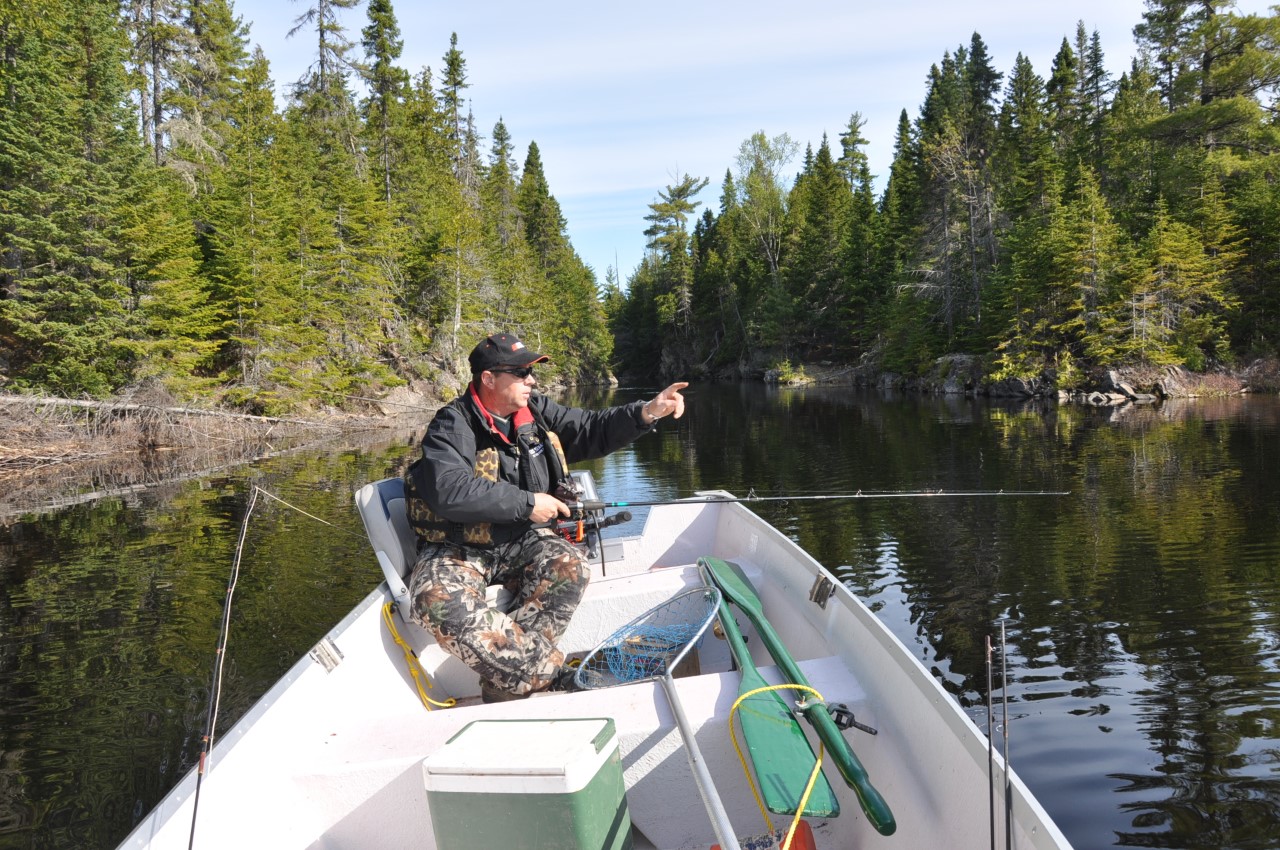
[468,382,533,446]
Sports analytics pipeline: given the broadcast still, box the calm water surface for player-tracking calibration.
[2,385,1279,849]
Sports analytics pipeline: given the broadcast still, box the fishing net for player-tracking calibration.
[576,586,722,689]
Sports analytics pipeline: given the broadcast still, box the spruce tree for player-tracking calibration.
[839,116,883,353]
[0,0,144,395]
[1055,168,1130,365]
[361,0,408,204]
[288,0,359,105]
[202,47,291,395]
[120,166,221,394]
[783,137,849,354]
[440,32,469,164]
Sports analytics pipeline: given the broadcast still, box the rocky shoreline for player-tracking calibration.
[769,356,1280,406]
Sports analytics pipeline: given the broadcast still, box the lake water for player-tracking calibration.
[2,384,1279,849]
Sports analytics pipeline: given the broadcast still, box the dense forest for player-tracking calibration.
[613,2,1280,385]
[0,0,611,412]
[3,1,1280,413]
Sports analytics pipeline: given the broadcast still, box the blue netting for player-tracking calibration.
[577,586,721,689]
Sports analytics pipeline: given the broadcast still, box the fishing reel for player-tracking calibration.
[553,471,631,557]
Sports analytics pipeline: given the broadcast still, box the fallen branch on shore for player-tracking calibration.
[0,394,340,429]
[0,392,346,479]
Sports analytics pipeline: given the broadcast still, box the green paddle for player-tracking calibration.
[699,556,897,837]
[711,590,840,817]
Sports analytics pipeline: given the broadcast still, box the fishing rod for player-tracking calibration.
[189,487,261,850]
[569,488,1069,515]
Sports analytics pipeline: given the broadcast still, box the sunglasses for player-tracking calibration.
[489,366,535,379]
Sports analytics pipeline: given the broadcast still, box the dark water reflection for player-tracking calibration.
[3,386,1280,849]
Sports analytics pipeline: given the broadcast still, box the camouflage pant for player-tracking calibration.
[408,528,589,696]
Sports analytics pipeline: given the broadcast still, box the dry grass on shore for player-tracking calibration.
[0,390,407,520]
[0,395,318,473]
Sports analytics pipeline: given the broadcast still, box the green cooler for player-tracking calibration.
[421,717,633,850]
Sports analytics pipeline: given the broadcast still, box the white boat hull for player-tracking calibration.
[118,489,1073,850]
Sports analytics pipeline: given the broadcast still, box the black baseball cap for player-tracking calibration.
[468,332,549,373]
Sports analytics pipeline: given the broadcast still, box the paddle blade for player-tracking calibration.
[701,556,898,836]
[735,688,839,817]
[701,556,764,617]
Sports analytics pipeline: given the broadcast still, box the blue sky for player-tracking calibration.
[235,0,1271,286]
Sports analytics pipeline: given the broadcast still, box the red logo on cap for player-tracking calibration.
[511,342,525,351]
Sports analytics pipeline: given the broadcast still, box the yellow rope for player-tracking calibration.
[729,683,826,850]
[381,602,456,710]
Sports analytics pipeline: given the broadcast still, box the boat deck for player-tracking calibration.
[286,560,872,849]
[119,493,1074,850]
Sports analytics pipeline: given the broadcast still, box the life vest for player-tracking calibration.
[405,392,570,547]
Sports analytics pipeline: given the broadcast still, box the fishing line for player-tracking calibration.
[254,486,366,539]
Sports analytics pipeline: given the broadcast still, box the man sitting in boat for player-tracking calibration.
[404,331,688,702]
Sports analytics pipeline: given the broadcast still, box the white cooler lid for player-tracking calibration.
[422,717,618,795]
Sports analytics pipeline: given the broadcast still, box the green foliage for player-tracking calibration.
[1,6,615,407]
[9,5,1280,399]
[614,12,1280,382]
[0,0,140,396]
[769,359,806,383]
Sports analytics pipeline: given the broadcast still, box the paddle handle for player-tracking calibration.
[800,701,895,835]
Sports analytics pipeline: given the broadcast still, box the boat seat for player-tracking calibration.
[355,477,419,620]
[355,477,517,621]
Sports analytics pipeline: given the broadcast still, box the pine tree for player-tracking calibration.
[1135,0,1200,109]
[643,173,708,337]
[0,0,144,395]
[202,47,291,394]
[361,0,408,204]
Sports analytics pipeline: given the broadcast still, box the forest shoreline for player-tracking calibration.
[5,357,1278,520]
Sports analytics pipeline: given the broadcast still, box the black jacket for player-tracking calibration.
[416,386,653,536]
